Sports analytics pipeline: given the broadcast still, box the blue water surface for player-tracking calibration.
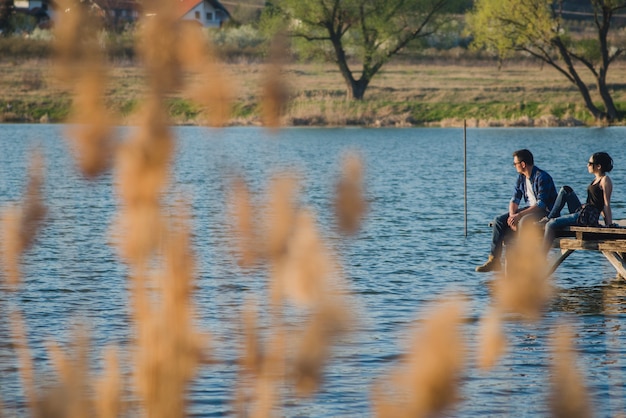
[1,124,625,417]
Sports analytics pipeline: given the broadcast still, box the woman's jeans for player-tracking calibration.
[544,186,582,250]
[548,185,582,219]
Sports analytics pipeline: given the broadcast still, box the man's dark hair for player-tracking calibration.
[513,149,534,166]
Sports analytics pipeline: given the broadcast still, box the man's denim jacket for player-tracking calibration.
[511,165,557,212]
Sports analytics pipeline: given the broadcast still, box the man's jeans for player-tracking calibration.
[490,207,544,259]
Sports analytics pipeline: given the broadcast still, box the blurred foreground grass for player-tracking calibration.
[0,1,616,415]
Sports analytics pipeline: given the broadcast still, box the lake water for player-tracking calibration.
[1,124,626,416]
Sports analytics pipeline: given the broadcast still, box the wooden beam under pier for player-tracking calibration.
[550,220,626,278]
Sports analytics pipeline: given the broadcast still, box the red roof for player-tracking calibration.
[176,0,230,19]
[176,0,202,19]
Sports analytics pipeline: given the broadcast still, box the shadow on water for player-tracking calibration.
[551,277,626,315]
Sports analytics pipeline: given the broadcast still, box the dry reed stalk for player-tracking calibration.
[0,154,47,287]
[186,60,234,127]
[292,301,351,397]
[65,70,116,179]
[372,298,466,418]
[228,174,294,416]
[549,323,592,418]
[112,5,210,416]
[240,300,263,376]
[53,0,115,178]
[40,331,92,418]
[228,177,261,268]
[334,152,367,234]
[113,204,166,268]
[262,33,290,129]
[136,0,182,95]
[177,23,234,127]
[229,165,354,414]
[95,347,123,418]
[252,331,286,418]
[277,210,335,307]
[114,97,173,265]
[265,175,299,261]
[52,0,99,84]
[8,310,36,412]
[234,301,286,418]
[274,207,354,390]
[116,97,174,206]
[476,307,507,370]
[130,205,207,418]
[493,223,552,321]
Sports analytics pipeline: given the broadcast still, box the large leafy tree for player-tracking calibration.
[263,0,468,100]
[467,0,626,122]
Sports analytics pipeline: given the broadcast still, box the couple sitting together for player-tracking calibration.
[476,148,615,273]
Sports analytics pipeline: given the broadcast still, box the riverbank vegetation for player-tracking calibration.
[2,56,625,127]
[1,1,625,127]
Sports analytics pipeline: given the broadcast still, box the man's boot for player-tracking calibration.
[475,255,501,272]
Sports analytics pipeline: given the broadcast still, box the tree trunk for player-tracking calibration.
[596,6,618,122]
[574,77,606,122]
[597,73,618,122]
[328,29,376,100]
[553,38,607,121]
[348,78,370,100]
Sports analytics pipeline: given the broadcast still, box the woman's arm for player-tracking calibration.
[601,175,613,226]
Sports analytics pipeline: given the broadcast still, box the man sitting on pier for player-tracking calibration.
[476,149,558,272]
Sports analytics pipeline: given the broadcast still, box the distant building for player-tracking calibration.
[17,0,138,29]
[176,0,230,28]
[90,0,140,30]
[13,0,51,27]
[14,0,45,8]
[41,0,231,30]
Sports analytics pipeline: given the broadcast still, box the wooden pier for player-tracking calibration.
[550,220,626,278]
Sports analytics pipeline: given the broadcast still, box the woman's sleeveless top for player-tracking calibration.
[586,180,604,210]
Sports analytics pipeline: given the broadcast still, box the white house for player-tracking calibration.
[14,0,45,8]
[177,0,230,28]
[16,0,231,30]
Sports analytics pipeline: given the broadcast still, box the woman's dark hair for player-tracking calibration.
[592,152,613,173]
[513,149,534,165]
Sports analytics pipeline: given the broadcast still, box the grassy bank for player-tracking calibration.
[1,59,625,127]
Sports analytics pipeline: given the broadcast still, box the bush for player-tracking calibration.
[208,24,268,61]
[0,36,50,60]
[28,28,53,41]
[105,31,136,62]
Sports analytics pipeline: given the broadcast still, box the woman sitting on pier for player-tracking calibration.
[541,152,614,251]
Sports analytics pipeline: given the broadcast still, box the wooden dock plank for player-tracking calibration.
[486,219,626,277]
[549,219,626,277]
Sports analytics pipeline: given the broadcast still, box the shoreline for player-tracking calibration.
[0,111,604,128]
[0,115,608,128]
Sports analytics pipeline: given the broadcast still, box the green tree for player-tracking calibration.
[262,0,469,100]
[0,0,15,36]
[467,0,626,122]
